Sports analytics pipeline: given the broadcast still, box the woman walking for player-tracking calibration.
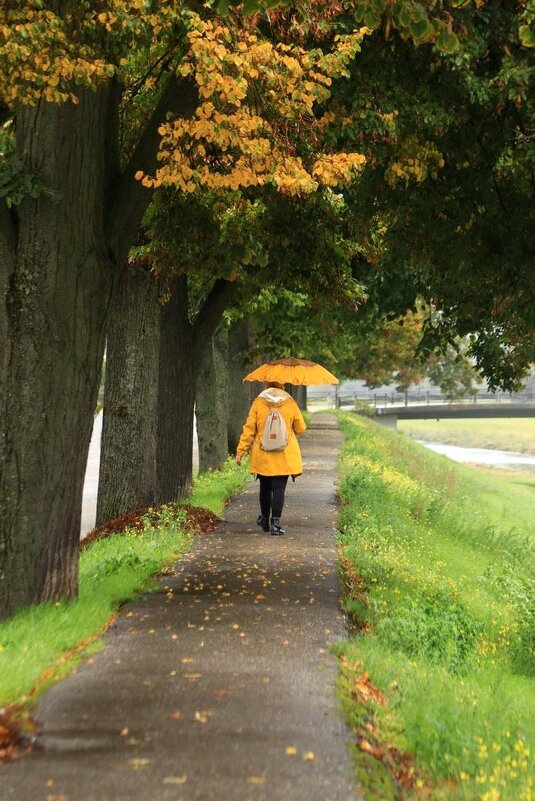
[235,382,307,535]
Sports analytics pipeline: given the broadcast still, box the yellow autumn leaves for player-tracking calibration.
[385,138,445,186]
[0,0,182,106]
[2,5,368,197]
[137,18,368,196]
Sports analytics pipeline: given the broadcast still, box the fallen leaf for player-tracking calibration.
[120,727,129,736]
[181,657,193,664]
[247,776,266,785]
[285,746,297,756]
[45,779,54,788]
[162,775,187,785]
[129,758,151,770]
[255,594,265,601]
[194,711,211,723]
[167,710,181,720]
[303,751,316,761]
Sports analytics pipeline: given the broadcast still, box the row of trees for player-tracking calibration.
[1,1,533,617]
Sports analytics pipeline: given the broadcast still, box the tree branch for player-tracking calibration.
[107,74,198,266]
[193,278,238,355]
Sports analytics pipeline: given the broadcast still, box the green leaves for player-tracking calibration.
[0,126,59,207]
[214,0,287,14]
[519,24,535,49]
[436,29,461,55]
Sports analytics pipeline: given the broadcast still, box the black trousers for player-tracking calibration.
[258,474,289,518]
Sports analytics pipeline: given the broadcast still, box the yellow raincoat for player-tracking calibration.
[236,388,307,476]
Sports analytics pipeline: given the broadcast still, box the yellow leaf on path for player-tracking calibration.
[194,710,211,723]
[285,746,297,755]
[162,776,188,785]
[129,758,151,770]
[303,751,316,761]
[120,727,129,736]
[247,776,266,784]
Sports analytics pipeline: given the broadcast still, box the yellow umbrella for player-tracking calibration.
[243,357,339,386]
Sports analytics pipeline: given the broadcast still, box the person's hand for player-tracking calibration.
[235,455,242,466]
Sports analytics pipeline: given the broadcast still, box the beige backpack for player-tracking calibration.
[260,407,288,451]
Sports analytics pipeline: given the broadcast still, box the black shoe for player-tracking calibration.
[270,517,285,536]
[257,514,270,532]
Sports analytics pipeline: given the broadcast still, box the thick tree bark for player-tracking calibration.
[0,74,197,617]
[196,326,229,472]
[0,88,118,616]
[96,265,160,525]
[288,384,307,411]
[156,275,196,503]
[156,277,237,504]
[227,319,256,454]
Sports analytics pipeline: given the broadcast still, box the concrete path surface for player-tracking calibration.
[5,415,360,801]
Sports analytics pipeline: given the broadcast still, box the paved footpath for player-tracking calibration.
[5,415,361,801]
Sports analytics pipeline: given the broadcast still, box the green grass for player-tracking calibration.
[187,457,250,514]
[335,413,535,801]
[0,459,249,707]
[399,418,535,455]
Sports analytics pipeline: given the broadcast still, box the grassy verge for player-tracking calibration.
[335,413,534,801]
[0,459,248,709]
[399,418,535,455]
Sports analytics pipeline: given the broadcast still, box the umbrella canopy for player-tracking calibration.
[243,357,339,386]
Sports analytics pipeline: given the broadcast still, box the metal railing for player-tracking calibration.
[335,390,535,410]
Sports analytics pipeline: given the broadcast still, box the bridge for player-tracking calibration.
[335,392,535,429]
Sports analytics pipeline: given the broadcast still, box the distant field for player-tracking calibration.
[399,417,535,454]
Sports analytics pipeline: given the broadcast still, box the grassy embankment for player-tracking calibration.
[336,413,534,801]
[399,418,535,456]
[0,460,249,708]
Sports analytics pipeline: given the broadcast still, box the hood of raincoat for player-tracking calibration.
[257,388,292,405]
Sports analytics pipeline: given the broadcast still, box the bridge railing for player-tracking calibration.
[335,390,534,410]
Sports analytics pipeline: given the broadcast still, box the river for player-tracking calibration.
[418,441,535,470]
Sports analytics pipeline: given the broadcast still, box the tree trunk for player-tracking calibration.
[287,384,307,411]
[156,276,237,504]
[0,74,197,617]
[227,319,256,453]
[156,276,197,504]
[196,326,229,472]
[0,89,118,617]
[96,265,160,525]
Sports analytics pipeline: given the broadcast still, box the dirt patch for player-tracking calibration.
[81,503,220,550]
